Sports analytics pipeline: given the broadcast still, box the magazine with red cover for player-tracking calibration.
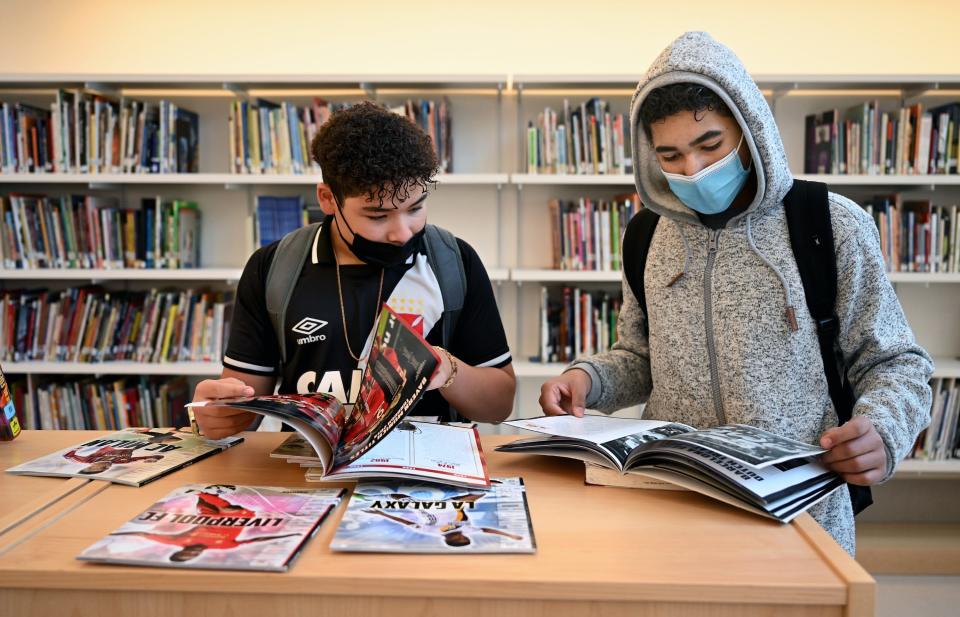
[187,305,468,482]
[78,484,344,571]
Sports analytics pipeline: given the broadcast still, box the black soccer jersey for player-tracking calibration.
[223,220,512,419]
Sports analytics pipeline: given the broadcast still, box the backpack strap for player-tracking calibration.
[423,224,467,423]
[621,208,661,331]
[265,222,320,365]
[423,224,466,350]
[784,179,872,515]
[266,222,468,423]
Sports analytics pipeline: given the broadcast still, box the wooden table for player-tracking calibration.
[0,430,874,617]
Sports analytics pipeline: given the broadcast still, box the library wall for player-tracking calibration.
[1,0,958,76]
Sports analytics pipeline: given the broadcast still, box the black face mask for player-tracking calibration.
[333,200,425,268]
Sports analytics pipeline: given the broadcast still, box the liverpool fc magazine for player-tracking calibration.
[496,415,844,522]
[188,305,491,488]
[78,484,344,571]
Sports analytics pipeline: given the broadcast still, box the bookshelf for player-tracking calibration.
[3,73,960,442]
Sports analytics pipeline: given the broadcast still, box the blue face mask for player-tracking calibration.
[661,134,752,215]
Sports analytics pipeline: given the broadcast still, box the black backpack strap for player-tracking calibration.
[422,224,467,422]
[265,223,320,365]
[784,179,872,515]
[621,208,661,330]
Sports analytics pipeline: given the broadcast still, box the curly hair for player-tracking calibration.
[638,84,732,140]
[311,101,438,207]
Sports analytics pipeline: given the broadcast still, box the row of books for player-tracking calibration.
[254,194,322,247]
[863,195,959,273]
[1,94,198,175]
[6,375,190,431]
[229,98,453,175]
[0,194,200,270]
[911,377,960,461]
[548,194,642,271]
[804,101,959,175]
[526,98,631,175]
[537,287,622,364]
[0,287,232,364]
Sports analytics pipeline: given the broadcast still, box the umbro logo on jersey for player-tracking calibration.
[293,317,328,345]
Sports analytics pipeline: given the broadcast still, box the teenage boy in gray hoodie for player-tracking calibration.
[539,31,933,554]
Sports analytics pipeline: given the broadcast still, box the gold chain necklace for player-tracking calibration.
[333,246,384,362]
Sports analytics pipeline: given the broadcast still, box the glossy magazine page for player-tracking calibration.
[5,428,242,486]
[331,477,535,553]
[78,484,345,571]
[333,306,440,468]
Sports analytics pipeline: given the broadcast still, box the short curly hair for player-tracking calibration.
[312,101,438,207]
[639,84,732,140]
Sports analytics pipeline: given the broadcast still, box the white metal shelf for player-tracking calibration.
[1,361,223,376]
[0,73,509,90]
[0,172,508,186]
[895,459,960,477]
[515,357,960,379]
[795,174,960,186]
[510,269,960,285]
[512,74,960,91]
[888,273,960,283]
[511,269,622,283]
[513,362,567,378]
[933,357,960,378]
[511,173,634,186]
[486,268,509,282]
[0,268,243,281]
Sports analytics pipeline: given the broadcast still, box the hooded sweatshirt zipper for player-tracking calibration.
[704,228,727,425]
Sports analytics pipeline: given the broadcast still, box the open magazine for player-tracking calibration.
[188,305,458,478]
[331,477,536,553]
[272,419,490,488]
[6,428,242,486]
[496,415,843,523]
[78,484,344,571]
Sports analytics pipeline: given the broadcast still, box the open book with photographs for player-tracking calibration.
[6,428,242,486]
[496,415,844,523]
[78,484,345,571]
[188,305,491,488]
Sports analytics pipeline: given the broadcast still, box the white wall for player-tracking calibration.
[1,0,957,76]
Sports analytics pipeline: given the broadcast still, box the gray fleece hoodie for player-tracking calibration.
[570,31,933,555]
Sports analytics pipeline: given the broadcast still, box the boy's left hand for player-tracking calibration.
[819,416,888,486]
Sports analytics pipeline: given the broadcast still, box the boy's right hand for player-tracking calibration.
[539,369,592,417]
[191,378,257,439]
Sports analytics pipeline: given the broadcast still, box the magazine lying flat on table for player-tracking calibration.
[6,428,242,486]
[270,419,490,489]
[78,484,344,571]
[496,415,843,523]
[331,477,535,553]
[188,305,443,474]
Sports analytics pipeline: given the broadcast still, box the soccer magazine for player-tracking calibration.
[6,428,242,486]
[78,484,344,571]
[331,477,535,553]
[188,305,441,473]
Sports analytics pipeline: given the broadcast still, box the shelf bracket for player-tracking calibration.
[359,82,377,99]
[84,82,119,96]
[223,82,246,97]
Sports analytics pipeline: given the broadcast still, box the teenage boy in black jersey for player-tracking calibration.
[192,102,515,438]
